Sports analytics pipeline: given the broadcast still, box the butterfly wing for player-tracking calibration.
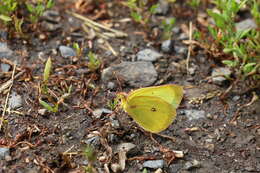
[128,84,183,109]
[124,96,176,133]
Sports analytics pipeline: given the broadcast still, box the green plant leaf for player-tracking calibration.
[208,26,218,39]
[46,0,54,9]
[207,9,226,29]
[26,3,35,13]
[243,62,256,74]
[35,4,45,16]
[39,99,57,112]
[222,60,238,67]
[149,4,159,14]
[0,15,12,22]
[131,11,142,22]
[223,48,234,53]
[73,42,80,56]
[142,168,148,173]
[235,29,251,40]
[84,145,97,163]
[88,52,101,71]
[44,57,52,82]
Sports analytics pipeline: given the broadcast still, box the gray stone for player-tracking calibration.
[41,21,61,32]
[174,45,187,54]
[154,0,169,15]
[42,10,60,23]
[1,63,11,72]
[161,40,174,53]
[107,82,116,90]
[232,95,240,101]
[108,134,119,143]
[115,143,136,153]
[143,160,164,169]
[235,19,257,32]
[0,148,10,160]
[0,31,8,40]
[137,49,163,62]
[111,120,120,129]
[0,42,13,58]
[172,27,181,34]
[59,45,76,58]
[178,33,189,40]
[211,67,231,85]
[183,160,201,170]
[9,92,22,109]
[188,66,196,75]
[169,164,183,172]
[102,61,158,87]
[38,109,47,115]
[92,108,112,118]
[184,110,206,120]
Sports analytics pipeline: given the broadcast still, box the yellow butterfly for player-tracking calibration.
[117,84,183,133]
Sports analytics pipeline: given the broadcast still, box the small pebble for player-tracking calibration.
[143,160,164,169]
[9,92,23,109]
[59,45,76,58]
[183,160,201,170]
[232,95,240,101]
[0,148,10,160]
[161,40,174,53]
[38,109,47,115]
[137,49,163,62]
[211,67,231,85]
[1,63,11,72]
[111,163,122,173]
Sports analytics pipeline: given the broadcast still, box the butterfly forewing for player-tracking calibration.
[125,96,176,133]
[127,84,183,109]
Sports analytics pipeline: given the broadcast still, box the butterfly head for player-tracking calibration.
[116,92,128,109]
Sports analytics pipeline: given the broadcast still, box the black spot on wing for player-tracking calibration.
[151,107,157,112]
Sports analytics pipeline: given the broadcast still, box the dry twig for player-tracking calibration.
[230,92,259,123]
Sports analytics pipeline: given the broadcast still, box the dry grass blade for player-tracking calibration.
[0,71,25,94]
[69,12,128,38]
[186,21,193,74]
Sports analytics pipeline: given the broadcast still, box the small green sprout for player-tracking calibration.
[13,16,23,36]
[88,51,101,72]
[26,0,54,24]
[187,0,201,9]
[42,57,52,95]
[43,57,52,83]
[161,17,176,40]
[39,57,72,113]
[0,0,54,36]
[0,0,17,24]
[130,11,143,23]
[83,145,97,173]
[126,0,159,25]
[73,42,81,56]
[39,99,58,113]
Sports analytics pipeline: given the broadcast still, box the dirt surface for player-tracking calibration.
[0,1,259,173]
